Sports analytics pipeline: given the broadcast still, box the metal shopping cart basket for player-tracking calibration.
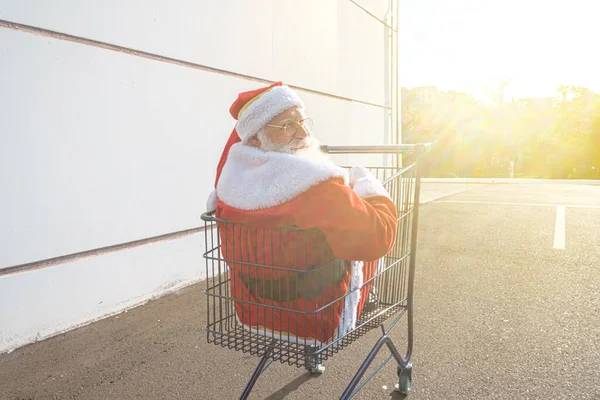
[200,143,431,399]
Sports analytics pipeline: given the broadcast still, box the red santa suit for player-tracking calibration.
[207,82,398,345]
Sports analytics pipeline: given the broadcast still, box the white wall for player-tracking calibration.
[0,0,394,353]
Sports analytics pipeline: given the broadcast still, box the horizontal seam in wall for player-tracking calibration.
[0,226,207,278]
[0,19,391,110]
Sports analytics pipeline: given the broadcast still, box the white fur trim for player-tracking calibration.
[339,261,364,336]
[217,143,349,210]
[352,176,390,198]
[235,86,304,141]
[206,189,218,213]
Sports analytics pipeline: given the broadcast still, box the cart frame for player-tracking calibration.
[201,143,430,399]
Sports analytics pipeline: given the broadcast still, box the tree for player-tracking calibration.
[400,84,600,179]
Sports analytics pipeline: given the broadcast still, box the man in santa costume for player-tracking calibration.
[206,82,398,345]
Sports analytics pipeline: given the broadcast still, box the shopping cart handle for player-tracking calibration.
[320,143,432,155]
[201,211,216,221]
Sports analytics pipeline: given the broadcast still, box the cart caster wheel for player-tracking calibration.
[309,364,325,374]
[395,365,412,395]
[305,346,325,374]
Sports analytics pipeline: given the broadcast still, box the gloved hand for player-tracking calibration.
[348,166,390,198]
[348,166,373,187]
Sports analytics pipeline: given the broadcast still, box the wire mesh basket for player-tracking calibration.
[202,158,419,369]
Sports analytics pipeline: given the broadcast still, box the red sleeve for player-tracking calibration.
[292,179,398,262]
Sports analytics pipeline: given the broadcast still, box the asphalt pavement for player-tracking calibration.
[1,183,599,400]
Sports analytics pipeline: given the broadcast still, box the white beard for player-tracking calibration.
[256,129,334,166]
[292,142,335,165]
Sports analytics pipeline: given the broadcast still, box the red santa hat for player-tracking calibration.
[207,81,304,212]
[233,82,304,141]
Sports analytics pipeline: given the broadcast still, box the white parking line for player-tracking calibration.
[553,206,566,250]
[431,200,600,251]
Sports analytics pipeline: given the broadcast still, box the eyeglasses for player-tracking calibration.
[265,118,313,136]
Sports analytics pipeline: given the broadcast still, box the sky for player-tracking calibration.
[398,0,599,100]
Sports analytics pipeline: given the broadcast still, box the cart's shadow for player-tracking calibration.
[263,373,410,400]
[389,390,409,399]
[264,373,317,400]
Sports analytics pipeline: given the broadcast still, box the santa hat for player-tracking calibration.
[206,82,304,212]
[233,82,304,142]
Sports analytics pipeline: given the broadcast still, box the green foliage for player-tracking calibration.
[402,85,600,179]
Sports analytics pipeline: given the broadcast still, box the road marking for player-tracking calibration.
[553,205,566,250]
[432,200,600,209]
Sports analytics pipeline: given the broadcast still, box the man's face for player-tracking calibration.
[261,106,311,153]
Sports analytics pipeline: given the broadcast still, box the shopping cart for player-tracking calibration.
[200,143,431,399]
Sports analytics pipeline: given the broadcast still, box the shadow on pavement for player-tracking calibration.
[390,389,408,399]
[264,373,318,400]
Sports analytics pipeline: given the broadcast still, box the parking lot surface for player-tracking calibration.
[1,183,599,399]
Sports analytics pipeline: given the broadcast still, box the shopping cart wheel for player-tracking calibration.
[396,365,412,395]
[309,364,326,374]
[305,346,325,374]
